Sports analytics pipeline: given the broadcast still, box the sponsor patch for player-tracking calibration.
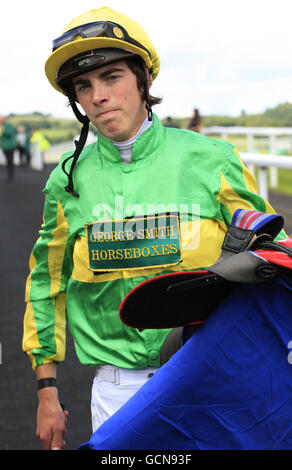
[85,213,182,272]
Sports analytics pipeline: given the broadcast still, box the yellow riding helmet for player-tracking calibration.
[45,6,160,94]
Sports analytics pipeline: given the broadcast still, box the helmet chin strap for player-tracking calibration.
[145,101,153,121]
[144,76,153,121]
[61,99,90,197]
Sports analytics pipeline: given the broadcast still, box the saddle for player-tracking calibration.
[118,209,292,364]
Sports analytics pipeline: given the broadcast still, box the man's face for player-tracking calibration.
[73,61,150,142]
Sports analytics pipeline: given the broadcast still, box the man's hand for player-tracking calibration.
[36,388,68,450]
[35,363,68,450]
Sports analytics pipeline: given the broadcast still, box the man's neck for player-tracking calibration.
[108,117,153,164]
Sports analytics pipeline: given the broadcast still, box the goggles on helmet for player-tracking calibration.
[52,20,152,60]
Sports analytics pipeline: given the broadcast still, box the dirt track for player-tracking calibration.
[269,191,292,235]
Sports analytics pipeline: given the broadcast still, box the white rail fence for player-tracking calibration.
[241,153,292,200]
[1,127,292,201]
[203,126,292,200]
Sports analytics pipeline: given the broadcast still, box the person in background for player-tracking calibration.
[163,116,180,128]
[17,125,31,166]
[22,6,283,451]
[0,115,17,181]
[187,108,202,132]
[30,128,51,170]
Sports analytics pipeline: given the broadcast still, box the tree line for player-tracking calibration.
[165,102,292,129]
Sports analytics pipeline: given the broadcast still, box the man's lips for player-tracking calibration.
[97,109,119,119]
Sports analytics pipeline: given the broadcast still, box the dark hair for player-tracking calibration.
[124,55,162,107]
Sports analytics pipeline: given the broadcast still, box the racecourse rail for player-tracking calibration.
[239,152,292,200]
[2,125,292,200]
[203,126,292,200]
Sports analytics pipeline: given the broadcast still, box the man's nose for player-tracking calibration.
[92,82,108,105]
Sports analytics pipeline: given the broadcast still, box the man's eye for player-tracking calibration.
[76,84,89,92]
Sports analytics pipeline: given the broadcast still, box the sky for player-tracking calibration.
[1,0,292,121]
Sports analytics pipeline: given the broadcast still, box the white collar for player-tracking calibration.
[107,116,153,163]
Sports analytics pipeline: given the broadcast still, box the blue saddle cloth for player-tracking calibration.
[80,276,292,450]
